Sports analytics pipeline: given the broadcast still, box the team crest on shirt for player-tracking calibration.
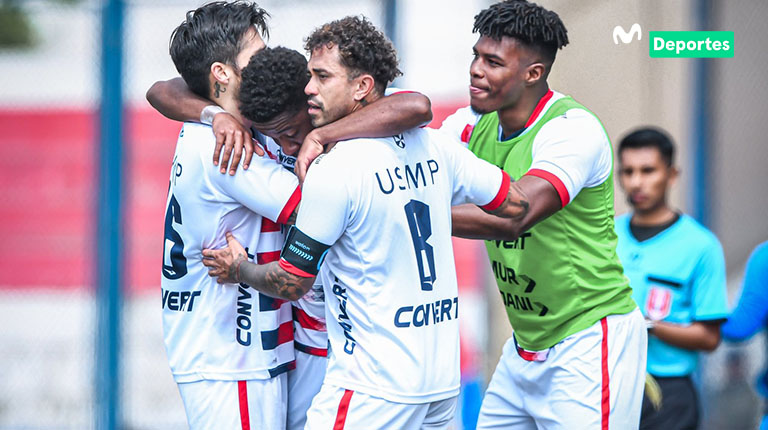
[645,287,672,321]
[393,134,405,148]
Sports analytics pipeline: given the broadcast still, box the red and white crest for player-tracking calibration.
[645,287,672,321]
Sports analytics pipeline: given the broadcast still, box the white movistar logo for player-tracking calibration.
[613,23,642,45]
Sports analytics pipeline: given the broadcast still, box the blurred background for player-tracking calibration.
[0,0,766,428]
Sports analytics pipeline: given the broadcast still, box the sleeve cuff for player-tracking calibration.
[525,168,570,207]
[481,170,511,211]
[277,185,302,224]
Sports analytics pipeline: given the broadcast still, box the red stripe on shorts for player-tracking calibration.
[238,380,251,430]
[333,389,354,430]
[600,317,610,430]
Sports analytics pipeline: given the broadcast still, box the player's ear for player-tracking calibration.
[668,165,679,185]
[211,62,233,85]
[525,62,546,86]
[353,74,375,102]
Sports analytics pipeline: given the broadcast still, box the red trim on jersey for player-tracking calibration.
[277,320,294,346]
[481,171,511,211]
[293,306,327,331]
[261,218,281,233]
[278,259,315,278]
[264,144,277,161]
[238,380,251,430]
[257,251,280,265]
[333,390,354,430]
[525,168,570,207]
[515,346,549,362]
[389,90,417,95]
[460,124,475,143]
[524,90,554,128]
[295,340,328,357]
[600,317,610,430]
[277,186,301,225]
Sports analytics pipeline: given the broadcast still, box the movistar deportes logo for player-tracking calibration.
[613,23,642,45]
[650,31,733,58]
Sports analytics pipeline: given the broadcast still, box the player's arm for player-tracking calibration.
[654,239,728,351]
[146,77,261,173]
[722,243,768,341]
[454,113,608,240]
[453,175,560,240]
[649,321,722,352]
[203,233,315,301]
[295,91,432,181]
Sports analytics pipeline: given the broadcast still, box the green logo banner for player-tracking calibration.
[649,31,734,58]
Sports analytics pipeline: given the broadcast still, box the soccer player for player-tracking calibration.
[161,3,298,428]
[437,2,647,428]
[150,15,432,430]
[202,16,530,429]
[721,241,768,430]
[615,127,728,429]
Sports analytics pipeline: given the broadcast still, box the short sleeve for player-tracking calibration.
[691,238,729,321]
[293,153,350,246]
[213,152,300,224]
[525,109,612,207]
[438,106,482,148]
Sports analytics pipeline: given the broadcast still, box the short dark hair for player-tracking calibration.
[473,0,568,63]
[169,1,269,98]
[618,127,676,167]
[239,47,309,124]
[304,16,401,94]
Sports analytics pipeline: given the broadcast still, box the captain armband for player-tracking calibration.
[279,226,331,277]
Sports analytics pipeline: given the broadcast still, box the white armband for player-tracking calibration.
[200,105,226,125]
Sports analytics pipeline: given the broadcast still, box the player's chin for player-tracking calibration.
[470,100,494,114]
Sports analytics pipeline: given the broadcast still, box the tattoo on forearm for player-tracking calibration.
[506,182,530,217]
[238,260,308,301]
[490,182,529,219]
[214,82,226,98]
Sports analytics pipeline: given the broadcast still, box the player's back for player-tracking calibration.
[161,122,300,383]
[298,126,505,403]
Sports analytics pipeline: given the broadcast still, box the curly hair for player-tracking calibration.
[169,1,269,98]
[239,47,309,124]
[474,0,568,62]
[304,16,401,94]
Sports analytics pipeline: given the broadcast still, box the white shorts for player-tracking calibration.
[287,350,328,430]
[305,383,458,430]
[177,376,287,430]
[478,308,647,430]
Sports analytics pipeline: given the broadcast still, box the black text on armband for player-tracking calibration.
[280,226,330,276]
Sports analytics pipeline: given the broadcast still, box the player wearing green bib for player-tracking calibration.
[444,2,647,428]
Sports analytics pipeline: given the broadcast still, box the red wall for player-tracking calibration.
[0,101,468,292]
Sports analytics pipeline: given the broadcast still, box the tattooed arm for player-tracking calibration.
[202,232,314,301]
[452,175,557,241]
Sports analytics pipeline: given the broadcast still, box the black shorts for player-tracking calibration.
[640,375,699,430]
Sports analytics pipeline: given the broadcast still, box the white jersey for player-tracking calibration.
[161,122,300,383]
[291,127,509,403]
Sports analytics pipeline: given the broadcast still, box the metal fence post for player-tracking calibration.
[96,0,124,428]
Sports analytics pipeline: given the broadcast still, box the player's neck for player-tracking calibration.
[631,204,676,226]
[214,96,245,125]
[497,85,549,137]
